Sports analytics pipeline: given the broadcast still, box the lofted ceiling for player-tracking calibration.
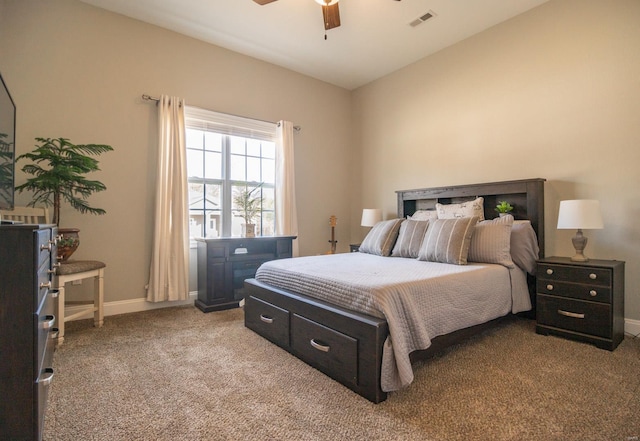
[79,0,549,90]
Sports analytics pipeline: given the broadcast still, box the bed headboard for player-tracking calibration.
[396,178,546,257]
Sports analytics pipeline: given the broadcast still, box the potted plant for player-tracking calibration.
[495,201,514,217]
[233,183,263,237]
[16,137,113,261]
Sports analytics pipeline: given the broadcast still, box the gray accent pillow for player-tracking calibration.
[418,217,479,265]
[468,214,515,268]
[391,219,430,258]
[510,220,540,274]
[436,197,485,221]
[359,218,403,257]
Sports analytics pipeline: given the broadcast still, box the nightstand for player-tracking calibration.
[536,256,625,351]
[349,244,360,253]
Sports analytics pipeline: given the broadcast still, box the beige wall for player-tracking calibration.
[352,0,640,321]
[0,0,354,303]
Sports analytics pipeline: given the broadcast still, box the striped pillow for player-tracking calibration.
[391,219,430,258]
[359,218,403,257]
[418,217,478,265]
[468,215,515,268]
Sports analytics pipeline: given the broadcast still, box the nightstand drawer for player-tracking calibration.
[536,280,611,303]
[538,264,611,287]
[537,295,611,339]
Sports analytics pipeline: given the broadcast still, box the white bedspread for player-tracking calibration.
[255,252,531,392]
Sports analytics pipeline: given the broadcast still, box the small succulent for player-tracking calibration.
[495,201,514,214]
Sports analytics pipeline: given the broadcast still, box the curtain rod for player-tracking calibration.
[141,94,301,132]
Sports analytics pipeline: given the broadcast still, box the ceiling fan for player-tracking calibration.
[254,0,401,37]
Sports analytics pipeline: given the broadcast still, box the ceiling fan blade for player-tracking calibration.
[322,3,340,30]
[253,0,278,5]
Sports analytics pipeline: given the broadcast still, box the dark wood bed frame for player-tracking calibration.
[244,178,545,403]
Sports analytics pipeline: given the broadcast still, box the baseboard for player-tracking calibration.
[625,318,640,338]
[64,291,198,320]
[65,297,640,338]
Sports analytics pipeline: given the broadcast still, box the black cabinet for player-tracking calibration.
[0,224,57,440]
[536,256,625,351]
[195,236,295,312]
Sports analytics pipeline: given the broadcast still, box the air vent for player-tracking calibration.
[409,10,436,27]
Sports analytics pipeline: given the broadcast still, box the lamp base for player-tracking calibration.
[570,229,589,262]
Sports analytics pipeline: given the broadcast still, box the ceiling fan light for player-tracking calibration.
[314,0,339,6]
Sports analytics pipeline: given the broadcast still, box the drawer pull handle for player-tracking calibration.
[558,309,585,319]
[259,314,273,324]
[43,315,56,330]
[589,273,597,280]
[40,281,52,290]
[589,290,597,297]
[546,284,554,291]
[38,368,54,387]
[50,327,59,339]
[310,339,330,353]
[40,243,52,252]
[546,268,554,275]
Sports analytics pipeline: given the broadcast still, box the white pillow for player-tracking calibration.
[436,197,485,221]
[409,210,438,221]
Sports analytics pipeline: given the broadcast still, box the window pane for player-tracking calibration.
[187,149,203,179]
[205,184,221,209]
[246,138,261,157]
[262,142,275,159]
[230,154,246,181]
[230,136,245,155]
[247,156,261,182]
[204,132,222,152]
[262,158,275,184]
[186,129,203,149]
[204,151,222,180]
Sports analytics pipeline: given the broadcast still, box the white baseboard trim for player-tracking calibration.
[66,298,640,338]
[65,291,199,320]
[625,318,640,338]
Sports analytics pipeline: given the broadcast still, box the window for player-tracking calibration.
[185,107,276,241]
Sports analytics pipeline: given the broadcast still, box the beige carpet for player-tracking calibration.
[44,306,640,441]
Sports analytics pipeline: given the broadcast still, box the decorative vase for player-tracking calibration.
[57,228,80,262]
[242,223,256,238]
[498,212,511,218]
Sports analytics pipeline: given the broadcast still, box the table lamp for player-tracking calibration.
[361,209,382,228]
[557,200,603,262]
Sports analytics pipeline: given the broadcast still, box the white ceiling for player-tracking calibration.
[80,0,549,90]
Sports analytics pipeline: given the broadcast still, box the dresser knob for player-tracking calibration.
[40,243,52,252]
[546,284,554,291]
[589,273,597,280]
[590,290,597,297]
[546,268,553,275]
[39,281,52,289]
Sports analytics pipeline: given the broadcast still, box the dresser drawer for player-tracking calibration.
[537,294,611,339]
[538,264,611,287]
[537,279,611,303]
[245,295,290,348]
[291,314,358,387]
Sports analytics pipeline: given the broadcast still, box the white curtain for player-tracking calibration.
[146,95,189,302]
[275,121,299,256]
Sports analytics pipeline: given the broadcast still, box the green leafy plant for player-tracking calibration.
[16,137,113,226]
[495,201,514,214]
[233,183,263,224]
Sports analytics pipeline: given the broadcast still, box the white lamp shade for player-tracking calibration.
[314,0,339,5]
[557,200,604,230]
[361,209,382,227]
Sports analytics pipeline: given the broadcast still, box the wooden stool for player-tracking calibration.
[55,260,106,346]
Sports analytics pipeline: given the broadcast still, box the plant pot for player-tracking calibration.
[242,223,256,238]
[57,228,80,262]
[498,212,511,218]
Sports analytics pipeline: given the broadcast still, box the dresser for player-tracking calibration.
[195,236,295,312]
[0,224,58,440]
[536,256,625,351]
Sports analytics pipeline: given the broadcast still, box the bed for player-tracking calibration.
[243,178,545,403]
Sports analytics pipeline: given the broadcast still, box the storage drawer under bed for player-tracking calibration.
[291,314,358,387]
[244,295,290,348]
